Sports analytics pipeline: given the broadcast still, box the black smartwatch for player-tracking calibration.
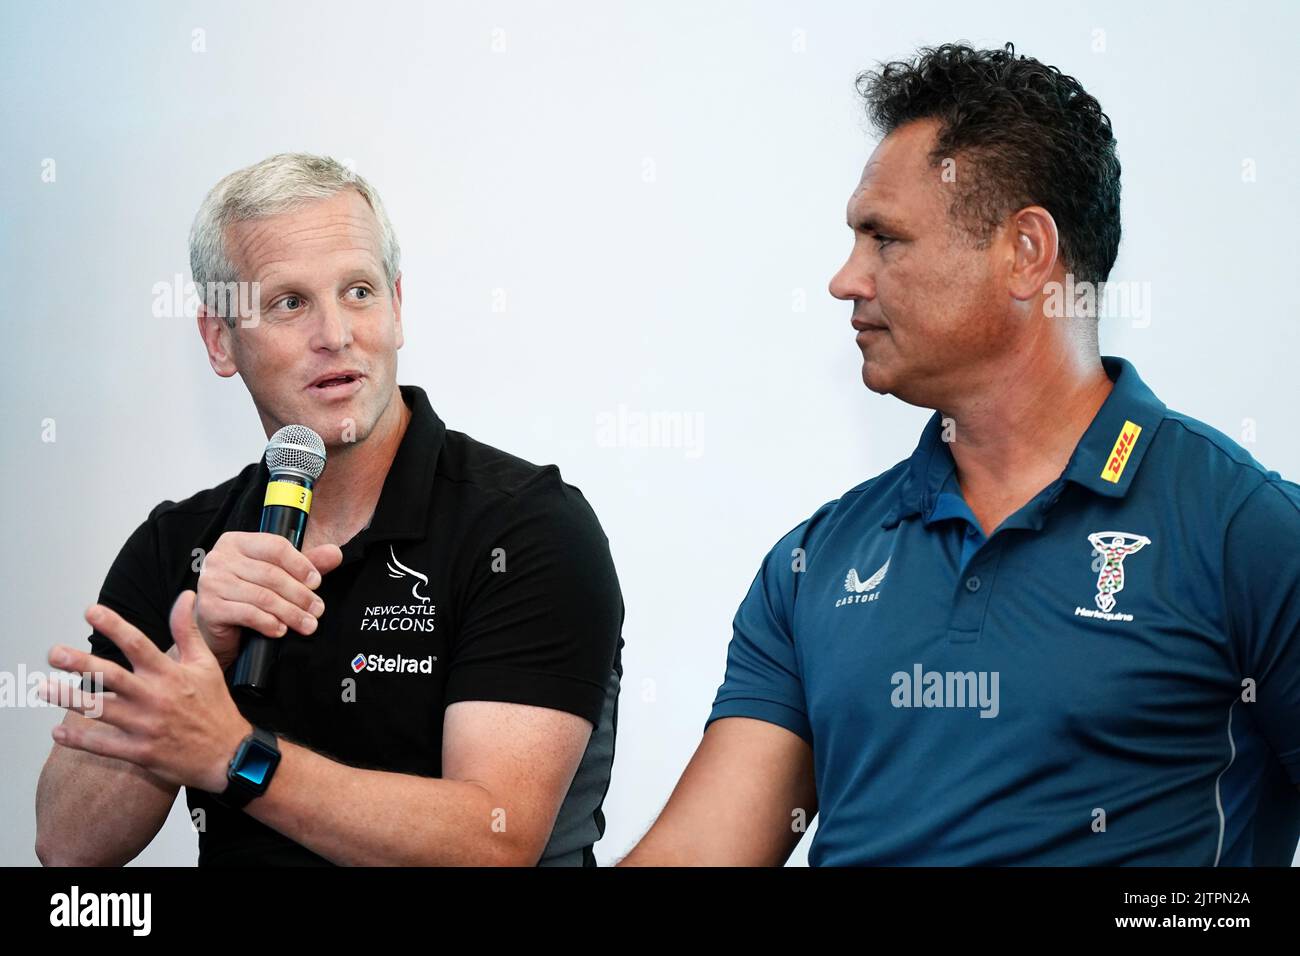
[215,726,281,809]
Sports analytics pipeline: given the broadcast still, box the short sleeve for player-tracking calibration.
[87,504,176,672]
[1224,478,1300,784]
[705,521,813,746]
[444,473,623,727]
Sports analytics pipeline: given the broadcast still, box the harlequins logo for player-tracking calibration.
[835,558,889,607]
[1075,531,1151,622]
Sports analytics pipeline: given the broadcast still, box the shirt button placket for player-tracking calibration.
[948,549,1000,644]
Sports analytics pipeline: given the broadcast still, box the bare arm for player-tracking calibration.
[45,591,597,867]
[617,716,817,866]
[239,699,593,866]
[34,514,340,867]
[36,708,179,866]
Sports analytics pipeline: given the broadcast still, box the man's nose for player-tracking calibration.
[311,298,353,351]
[828,257,873,302]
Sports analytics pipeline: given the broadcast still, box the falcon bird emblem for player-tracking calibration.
[386,545,431,603]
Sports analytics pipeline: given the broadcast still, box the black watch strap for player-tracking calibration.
[215,725,281,810]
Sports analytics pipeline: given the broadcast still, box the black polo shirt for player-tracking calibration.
[86,384,624,866]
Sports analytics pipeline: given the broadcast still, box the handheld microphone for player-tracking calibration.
[231,424,327,695]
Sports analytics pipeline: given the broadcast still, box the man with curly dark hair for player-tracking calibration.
[619,43,1300,866]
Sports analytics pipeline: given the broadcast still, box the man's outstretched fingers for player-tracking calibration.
[84,603,165,673]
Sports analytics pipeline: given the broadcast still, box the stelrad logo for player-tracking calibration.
[350,652,437,675]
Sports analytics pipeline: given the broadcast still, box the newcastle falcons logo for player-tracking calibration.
[386,545,431,603]
[1086,531,1150,613]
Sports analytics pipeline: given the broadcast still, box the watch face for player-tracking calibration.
[234,740,278,787]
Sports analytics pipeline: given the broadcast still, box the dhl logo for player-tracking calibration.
[1101,421,1142,484]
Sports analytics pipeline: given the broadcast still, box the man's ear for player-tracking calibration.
[197,307,239,377]
[392,272,404,350]
[1007,205,1060,302]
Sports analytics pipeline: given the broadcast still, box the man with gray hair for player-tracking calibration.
[35,153,625,866]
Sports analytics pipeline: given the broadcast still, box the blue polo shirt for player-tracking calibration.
[707,356,1300,865]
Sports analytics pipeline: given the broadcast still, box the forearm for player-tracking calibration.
[35,643,185,866]
[617,720,819,867]
[616,816,728,866]
[35,722,179,866]
[242,737,525,866]
[616,833,692,866]
[619,808,808,867]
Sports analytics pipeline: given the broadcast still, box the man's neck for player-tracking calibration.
[303,388,412,547]
[940,345,1112,535]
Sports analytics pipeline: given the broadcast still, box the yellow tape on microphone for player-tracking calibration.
[263,480,313,513]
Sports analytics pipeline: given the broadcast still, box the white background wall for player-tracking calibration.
[2,0,1297,866]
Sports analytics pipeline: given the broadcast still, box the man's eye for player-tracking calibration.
[349,286,371,300]
[857,226,895,248]
[279,295,303,310]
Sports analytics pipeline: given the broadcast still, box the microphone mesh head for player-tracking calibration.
[265,425,327,481]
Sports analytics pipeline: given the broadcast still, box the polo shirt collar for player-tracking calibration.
[228,383,446,547]
[362,383,446,543]
[883,355,1165,529]
[1060,356,1165,498]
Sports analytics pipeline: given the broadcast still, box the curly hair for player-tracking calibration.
[856,42,1121,287]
